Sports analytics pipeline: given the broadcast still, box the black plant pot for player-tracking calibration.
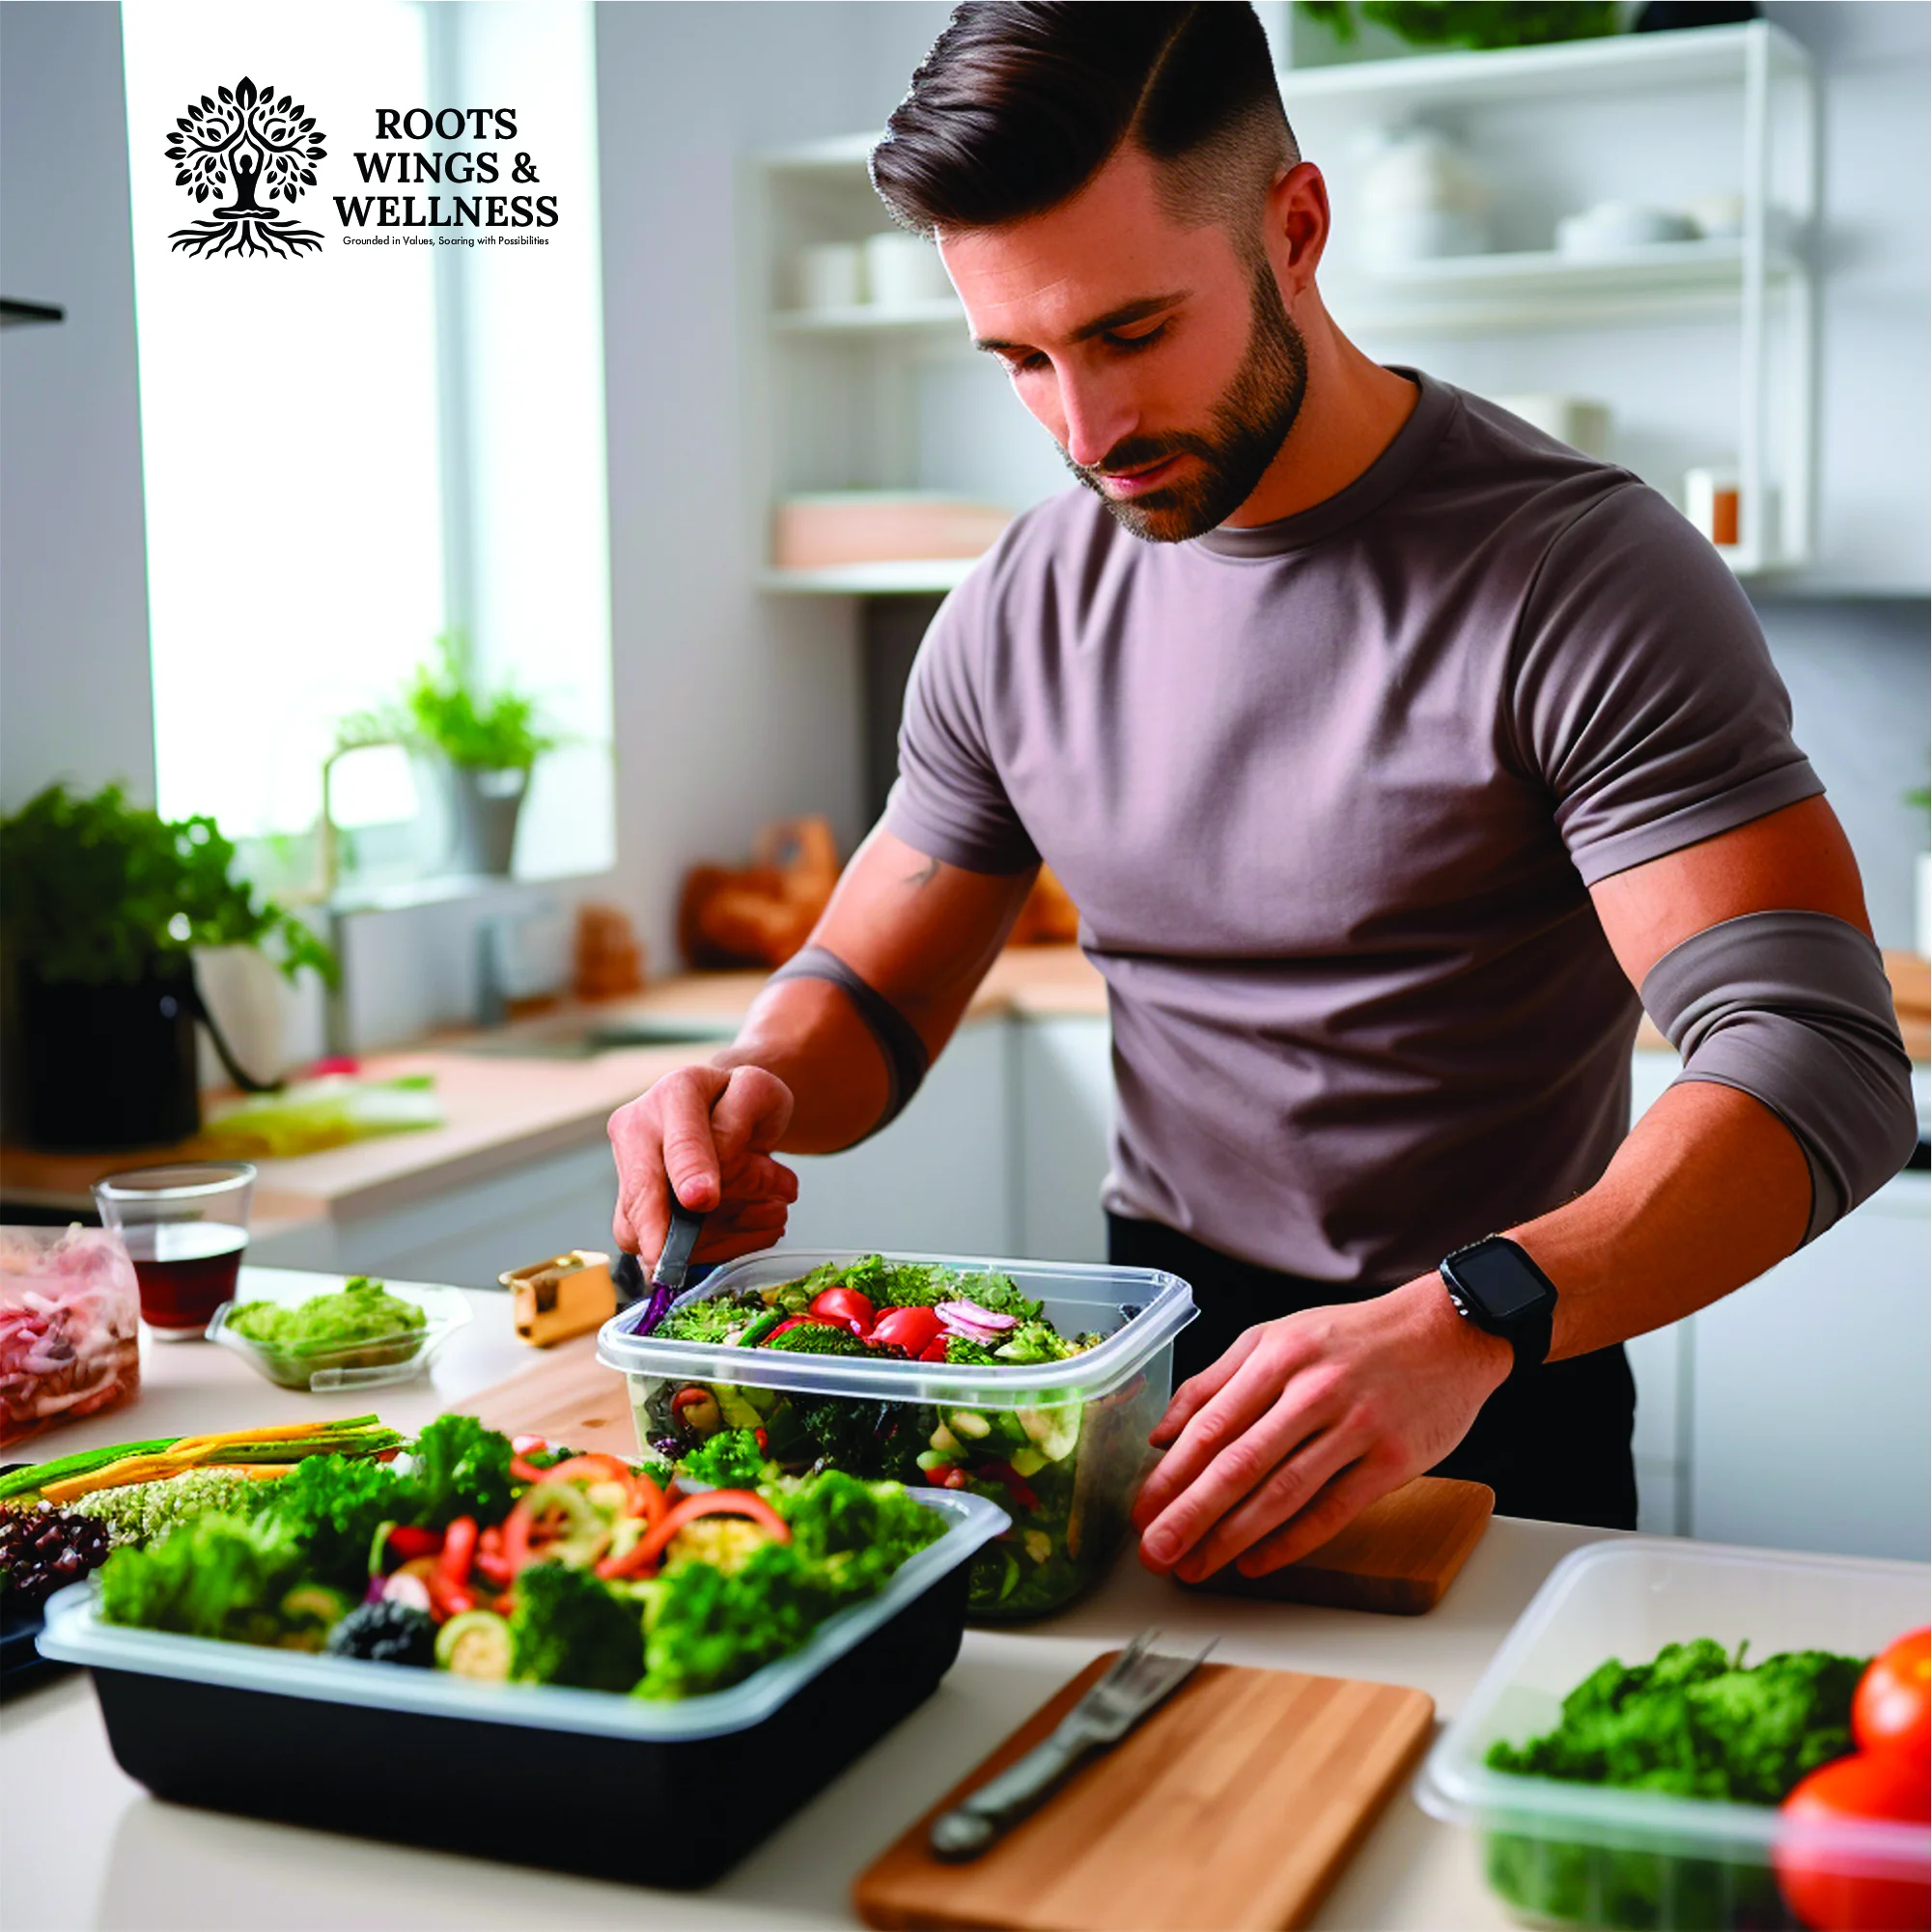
[16,957,202,1152]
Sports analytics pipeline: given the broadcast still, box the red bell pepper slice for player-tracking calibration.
[979,1461,1040,1511]
[510,1455,549,1485]
[438,1515,479,1587]
[596,1488,790,1581]
[385,1525,444,1562]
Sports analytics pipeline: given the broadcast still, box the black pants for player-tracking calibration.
[1107,1214,1638,1531]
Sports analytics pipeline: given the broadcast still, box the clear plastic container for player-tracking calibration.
[38,1488,1005,1887]
[0,1225,142,1449]
[1415,1537,1932,1930]
[206,1279,470,1391]
[598,1249,1194,1619]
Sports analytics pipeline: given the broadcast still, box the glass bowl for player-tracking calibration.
[207,1279,471,1391]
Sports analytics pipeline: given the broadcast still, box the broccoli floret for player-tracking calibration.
[255,1454,410,1593]
[69,1469,271,1548]
[656,1292,767,1345]
[766,1323,872,1358]
[406,1414,515,1529]
[509,1562,644,1693]
[677,1428,772,1489]
[1486,1638,1868,1805]
[944,1335,1001,1366]
[633,1539,836,1699]
[994,1321,1078,1366]
[790,1256,1044,1323]
[778,1468,944,1598]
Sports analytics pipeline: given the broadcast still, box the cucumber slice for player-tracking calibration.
[435,1610,514,1680]
[949,1410,992,1440]
[1018,1403,1080,1462]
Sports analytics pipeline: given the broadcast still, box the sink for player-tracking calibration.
[447,1017,740,1060]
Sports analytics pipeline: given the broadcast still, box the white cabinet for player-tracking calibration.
[1691,1170,1929,1560]
[1015,1016,1115,1264]
[780,1020,1013,1256]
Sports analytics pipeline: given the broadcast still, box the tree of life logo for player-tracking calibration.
[166,76,326,259]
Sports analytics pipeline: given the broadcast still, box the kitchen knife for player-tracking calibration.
[613,1190,705,1334]
[928,1630,1216,1862]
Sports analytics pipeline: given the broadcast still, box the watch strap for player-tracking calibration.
[1439,1236,1557,1386]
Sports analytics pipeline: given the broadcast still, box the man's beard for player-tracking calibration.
[1061,259,1308,544]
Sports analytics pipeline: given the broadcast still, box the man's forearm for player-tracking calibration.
[710,977,899,1156]
[1507,1079,1811,1359]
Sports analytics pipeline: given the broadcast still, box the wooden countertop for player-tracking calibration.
[4,944,1920,1224]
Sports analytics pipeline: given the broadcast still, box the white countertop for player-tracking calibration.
[4,1268,1608,1931]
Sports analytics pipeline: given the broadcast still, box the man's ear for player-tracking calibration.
[1268,160,1330,293]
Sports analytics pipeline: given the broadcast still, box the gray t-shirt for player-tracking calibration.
[883,370,1822,1284]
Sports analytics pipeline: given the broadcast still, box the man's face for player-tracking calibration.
[938,144,1307,543]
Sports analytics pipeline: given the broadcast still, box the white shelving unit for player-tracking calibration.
[1283,20,1818,574]
[743,21,1819,592]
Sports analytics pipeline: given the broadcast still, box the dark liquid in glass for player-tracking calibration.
[122,1223,248,1332]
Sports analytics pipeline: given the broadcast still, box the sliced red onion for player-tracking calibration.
[936,1299,1019,1339]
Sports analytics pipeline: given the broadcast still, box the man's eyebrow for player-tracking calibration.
[971,290,1190,356]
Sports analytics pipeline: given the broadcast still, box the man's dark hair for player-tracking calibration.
[871,3,1298,259]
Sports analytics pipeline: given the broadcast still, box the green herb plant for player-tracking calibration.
[1299,1,1618,51]
[340,629,556,774]
[0,781,337,988]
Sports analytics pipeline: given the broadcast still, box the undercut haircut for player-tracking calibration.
[870,3,1298,263]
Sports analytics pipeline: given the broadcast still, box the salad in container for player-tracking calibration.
[598,1249,1194,1618]
[19,1414,1003,1884]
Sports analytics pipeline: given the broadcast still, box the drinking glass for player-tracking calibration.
[92,1162,256,1339]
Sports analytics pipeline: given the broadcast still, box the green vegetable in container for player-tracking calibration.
[227,1277,426,1353]
[677,1428,772,1489]
[766,1323,872,1358]
[406,1414,516,1530]
[97,1512,301,1645]
[655,1292,768,1345]
[509,1559,644,1693]
[70,1469,271,1548]
[255,1453,410,1594]
[1485,1638,1867,1805]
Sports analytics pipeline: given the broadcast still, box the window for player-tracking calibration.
[122,1,612,883]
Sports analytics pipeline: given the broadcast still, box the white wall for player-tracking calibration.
[592,1,951,971]
[0,1,154,812]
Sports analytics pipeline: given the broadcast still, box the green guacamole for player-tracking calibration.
[229,1277,427,1355]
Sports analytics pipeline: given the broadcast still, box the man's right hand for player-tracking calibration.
[608,1063,799,1265]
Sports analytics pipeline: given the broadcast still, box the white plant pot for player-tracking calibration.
[193,944,289,1089]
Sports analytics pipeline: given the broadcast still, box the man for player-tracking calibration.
[609,4,1915,1583]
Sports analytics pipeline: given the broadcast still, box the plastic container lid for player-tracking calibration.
[1415,1535,1932,1879]
[39,1487,1007,1742]
[206,1279,471,1392]
[597,1248,1195,1410]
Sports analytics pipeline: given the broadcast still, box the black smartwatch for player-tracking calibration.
[1438,1235,1558,1385]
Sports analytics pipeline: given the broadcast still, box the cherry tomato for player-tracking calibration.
[870,1304,944,1355]
[808,1286,876,1333]
[919,1334,952,1362]
[1777,1751,1931,1932]
[1857,1631,1932,1768]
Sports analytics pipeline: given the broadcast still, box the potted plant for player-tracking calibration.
[342,630,557,879]
[0,783,336,1151]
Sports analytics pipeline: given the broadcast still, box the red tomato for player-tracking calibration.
[870,1304,944,1355]
[808,1286,876,1333]
[1777,1751,1931,1932]
[918,1334,952,1362]
[1857,1632,1932,1769]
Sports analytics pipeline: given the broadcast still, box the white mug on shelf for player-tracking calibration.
[794,240,865,312]
[863,231,953,309]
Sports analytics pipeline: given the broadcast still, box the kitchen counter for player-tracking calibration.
[8,1267,1612,1931]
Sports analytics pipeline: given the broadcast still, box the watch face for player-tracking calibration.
[1452,1242,1551,1322]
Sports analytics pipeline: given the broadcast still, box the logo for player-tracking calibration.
[166,77,326,259]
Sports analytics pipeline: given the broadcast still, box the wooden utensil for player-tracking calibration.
[1175,1475,1494,1615]
[854,1652,1434,1932]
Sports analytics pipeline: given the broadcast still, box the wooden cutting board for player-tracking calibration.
[1175,1475,1495,1615]
[447,1332,642,1454]
[854,1652,1434,1932]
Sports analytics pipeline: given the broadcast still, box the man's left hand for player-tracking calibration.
[1131,1277,1513,1582]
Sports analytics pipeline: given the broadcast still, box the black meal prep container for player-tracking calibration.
[38,1488,1006,1888]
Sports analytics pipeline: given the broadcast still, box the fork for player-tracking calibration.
[928,1629,1218,1862]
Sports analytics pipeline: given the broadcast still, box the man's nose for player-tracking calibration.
[1056,369,1138,470]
